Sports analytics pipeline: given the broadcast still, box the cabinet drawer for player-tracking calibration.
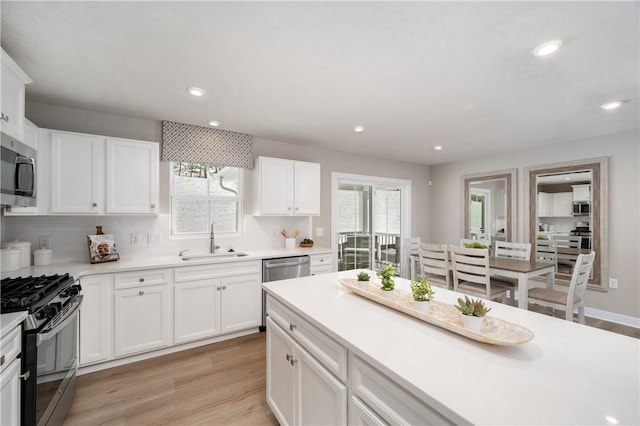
[310,265,332,276]
[114,269,171,289]
[0,325,21,373]
[351,355,452,425]
[267,296,347,381]
[174,260,261,283]
[310,254,332,267]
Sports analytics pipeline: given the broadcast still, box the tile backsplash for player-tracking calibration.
[1,214,313,263]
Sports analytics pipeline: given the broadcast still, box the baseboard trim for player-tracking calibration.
[584,307,640,329]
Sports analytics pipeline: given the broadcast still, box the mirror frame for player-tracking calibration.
[462,169,517,242]
[525,157,608,291]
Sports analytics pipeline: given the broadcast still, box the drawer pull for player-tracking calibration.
[92,202,98,207]
[151,204,156,208]
[139,278,145,283]
[217,287,221,291]
[289,323,297,331]
[0,113,9,122]
[320,259,324,262]
[222,285,227,290]
[285,353,292,362]
[139,291,145,296]
[0,355,4,366]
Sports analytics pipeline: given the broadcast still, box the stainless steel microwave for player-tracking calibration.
[1,132,36,207]
[572,201,590,216]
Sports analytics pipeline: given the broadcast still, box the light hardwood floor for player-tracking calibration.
[64,333,278,426]
[65,316,638,425]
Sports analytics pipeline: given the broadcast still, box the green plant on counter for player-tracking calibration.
[464,242,488,249]
[455,296,491,317]
[410,277,435,302]
[376,264,396,291]
[301,238,314,244]
[357,271,370,282]
[537,235,549,240]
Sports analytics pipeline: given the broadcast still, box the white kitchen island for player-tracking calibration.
[262,270,640,425]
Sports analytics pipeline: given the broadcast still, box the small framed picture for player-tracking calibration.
[87,234,120,264]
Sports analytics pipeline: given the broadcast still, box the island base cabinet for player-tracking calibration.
[267,317,346,426]
[0,357,21,426]
[349,396,387,426]
[114,285,171,357]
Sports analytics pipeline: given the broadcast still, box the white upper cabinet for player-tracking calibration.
[106,138,158,214]
[253,156,320,216]
[572,184,591,202]
[0,48,32,142]
[48,130,159,215]
[50,131,104,214]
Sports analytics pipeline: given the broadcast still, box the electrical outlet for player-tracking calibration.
[609,278,618,289]
[39,235,51,249]
[316,227,324,237]
[148,233,160,244]
[131,233,140,246]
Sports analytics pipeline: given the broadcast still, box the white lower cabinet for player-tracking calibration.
[220,274,262,333]
[1,322,23,426]
[114,284,171,357]
[79,274,114,365]
[174,279,221,344]
[267,317,347,426]
[310,253,333,276]
[349,396,387,426]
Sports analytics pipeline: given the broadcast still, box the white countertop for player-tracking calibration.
[0,246,332,280]
[262,270,640,425]
[1,311,27,336]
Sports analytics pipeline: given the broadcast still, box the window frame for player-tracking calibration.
[169,162,244,239]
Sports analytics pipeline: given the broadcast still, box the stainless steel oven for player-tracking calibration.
[1,274,82,426]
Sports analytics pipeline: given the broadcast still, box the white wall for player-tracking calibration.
[429,129,639,318]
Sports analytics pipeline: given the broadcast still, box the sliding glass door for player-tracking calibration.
[332,173,411,277]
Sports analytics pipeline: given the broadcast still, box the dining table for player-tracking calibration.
[489,256,555,308]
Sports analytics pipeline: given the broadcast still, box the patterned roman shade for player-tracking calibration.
[161,120,254,169]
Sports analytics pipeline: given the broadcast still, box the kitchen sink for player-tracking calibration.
[181,252,250,261]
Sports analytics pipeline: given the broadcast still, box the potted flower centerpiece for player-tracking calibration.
[356,271,371,290]
[454,295,491,333]
[410,277,435,313]
[376,264,396,299]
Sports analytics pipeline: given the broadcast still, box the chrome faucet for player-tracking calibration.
[210,223,220,253]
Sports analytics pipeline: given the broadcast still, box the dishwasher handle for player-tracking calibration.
[264,260,308,269]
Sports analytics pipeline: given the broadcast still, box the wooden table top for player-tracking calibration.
[489,257,555,273]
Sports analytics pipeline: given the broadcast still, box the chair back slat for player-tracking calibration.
[567,251,596,303]
[535,239,557,264]
[418,243,449,288]
[494,241,531,261]
[450,246,490,287]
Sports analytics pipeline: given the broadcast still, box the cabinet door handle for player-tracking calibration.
[222,285,227,290]
[0,113,9,122]
[285,353,292,362]
[217,287,221,291]
[287,207,292,211]
[92,202,98,207]
[139,278,145,282]
[139,290,145,296]
[320,259,324,263]
[0,355,4,366]
[289,323,297,331]
[289,356,297,366]
[151,204,156,208]
[20,371,30,380]
[295,207,299,211]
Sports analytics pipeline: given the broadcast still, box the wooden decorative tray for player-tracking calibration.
[339,278,534,345]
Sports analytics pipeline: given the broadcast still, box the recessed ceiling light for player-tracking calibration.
[565,177,571,181]
[433,145,443,151]
[187,86,205,97]
[532,40,563,57]
[208,120,220,127]
[353,126,365,133]
[600,101,623,110]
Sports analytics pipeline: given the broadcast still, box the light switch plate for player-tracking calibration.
[148,233,160,244]
[609,278,618,289]
[315,227,324,237]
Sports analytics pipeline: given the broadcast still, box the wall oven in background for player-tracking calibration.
[0,131,36,207]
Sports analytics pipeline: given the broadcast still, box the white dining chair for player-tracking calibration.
[527,251,595,323]
[492,241,532,305]
[535,238,557,265]
[554,235,582,274]
[405,237,421,279]
[450,246,509,303]
[417,243,450,289]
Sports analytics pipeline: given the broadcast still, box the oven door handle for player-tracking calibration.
[37,295,83,346]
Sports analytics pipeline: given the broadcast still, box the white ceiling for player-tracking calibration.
[1,1,638,166]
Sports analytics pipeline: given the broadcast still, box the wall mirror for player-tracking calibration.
[462,169,517,243]
[526,158,608,290]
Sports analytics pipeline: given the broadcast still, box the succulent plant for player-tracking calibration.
[454,295,491,317]
[357,271,370,282]
[410,277,435,302]
[376,264,396,291]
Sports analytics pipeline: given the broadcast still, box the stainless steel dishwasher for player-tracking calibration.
[260,255,310,330]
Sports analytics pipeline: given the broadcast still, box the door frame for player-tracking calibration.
[331,172,412,277]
